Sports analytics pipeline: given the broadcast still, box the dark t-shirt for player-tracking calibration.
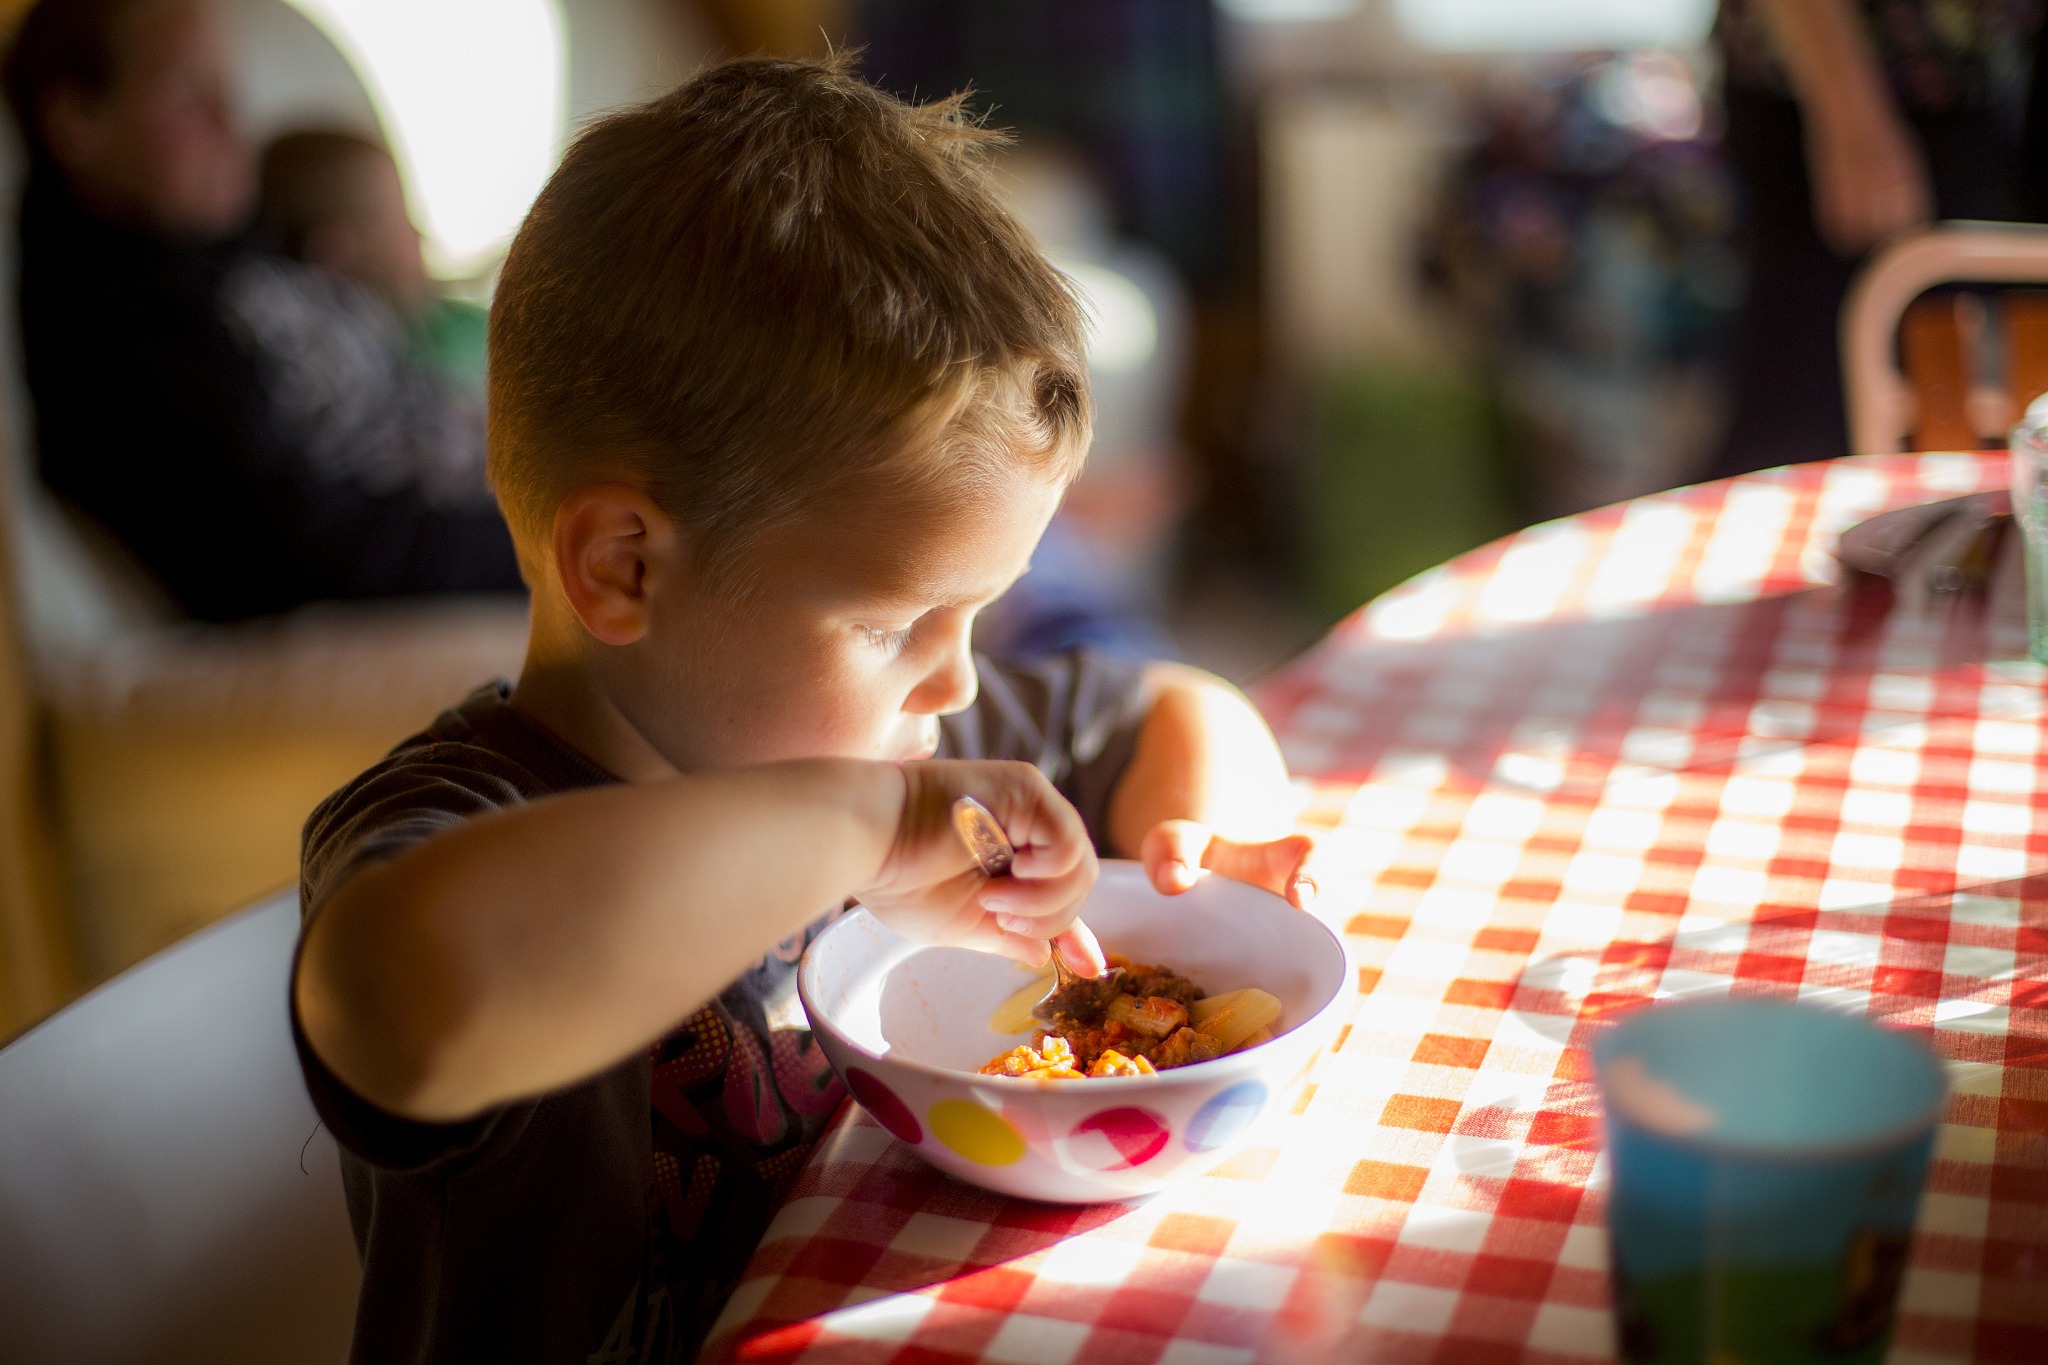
[292,650,1150,1364]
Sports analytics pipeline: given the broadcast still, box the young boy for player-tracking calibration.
[292,57,1314,1364]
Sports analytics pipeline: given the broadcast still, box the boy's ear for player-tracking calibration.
[551,484,680,647]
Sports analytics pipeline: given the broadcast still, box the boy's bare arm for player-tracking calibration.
[297,759,1094,1123]
[1106,662,1315,905]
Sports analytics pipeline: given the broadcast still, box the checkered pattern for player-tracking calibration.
[703,454,2048,1365]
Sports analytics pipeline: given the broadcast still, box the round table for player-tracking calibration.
[705,454,2048,1365]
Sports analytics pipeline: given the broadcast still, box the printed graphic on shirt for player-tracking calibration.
[616,911,849,1362]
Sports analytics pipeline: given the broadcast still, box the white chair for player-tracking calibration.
[0,892,358,1364]
[1841,221,2048,455]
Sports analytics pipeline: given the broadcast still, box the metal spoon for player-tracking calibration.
[950,795,1119,1022]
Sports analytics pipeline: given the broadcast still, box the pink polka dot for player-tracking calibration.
[845,1067,922,1145]
[1066,1106,1170,1171]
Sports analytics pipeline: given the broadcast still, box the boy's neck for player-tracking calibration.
[512,631,679,784]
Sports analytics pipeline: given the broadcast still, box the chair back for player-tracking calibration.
[0,120,77,1033]
[0,893,359,1363]
[1842,222,2048,454]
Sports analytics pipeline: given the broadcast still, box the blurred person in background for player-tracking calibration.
[1711,0,2047,477]
[3,0,521,622]
[854,0,1272,597]
[1424,54,1740,521]
[974,141,1187,661]
[259,130,489,399]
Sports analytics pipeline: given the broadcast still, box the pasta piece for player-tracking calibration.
[1033,1036,1078,1072]
[1106,993,1188,1038]
[1194,989,1282,1051]
[980,1036,1092,1080]
[980,1044,1038,1077]
[1189,989,1248,1027]
[988,971,1056,1035]
[1233,1027,1274,1053]
[1086,1049,1157,1078]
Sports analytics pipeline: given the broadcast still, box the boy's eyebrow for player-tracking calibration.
[857,562,1032,616]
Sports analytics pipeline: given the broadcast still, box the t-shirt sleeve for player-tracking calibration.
[292,749,545,1174]
[939,649,1154,849]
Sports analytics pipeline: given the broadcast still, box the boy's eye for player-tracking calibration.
[858,622,916,653]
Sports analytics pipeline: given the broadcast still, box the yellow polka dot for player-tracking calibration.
[928,1099,1026,1166]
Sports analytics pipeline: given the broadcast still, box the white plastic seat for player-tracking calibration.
[0,892,358,1364]
[1841,221,2048,454]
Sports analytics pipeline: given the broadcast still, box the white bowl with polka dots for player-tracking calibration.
[798,860,1351,1204]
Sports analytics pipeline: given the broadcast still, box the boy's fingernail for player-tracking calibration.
[1291,875,1318,907]
[1168,860,1193,884]
[983,894,1014,914]
[996,913,1031,935]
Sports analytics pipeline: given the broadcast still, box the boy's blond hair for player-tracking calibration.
[487,56,1092,588]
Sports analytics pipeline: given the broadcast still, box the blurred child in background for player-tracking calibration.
[259,129,488,398]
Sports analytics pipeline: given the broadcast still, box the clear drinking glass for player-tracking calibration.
[2011,392,2048,663]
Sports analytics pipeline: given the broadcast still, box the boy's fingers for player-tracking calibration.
[981,851,1096,924]
[1003,802,1093,877]
[1201,833,1317,907]
[1140,819,1215,895]
[951,917,1054,967]
[1005,833,1093,879]
[1053,919,1108,978]
[995,765,1093,878]
[990,926,1052,968]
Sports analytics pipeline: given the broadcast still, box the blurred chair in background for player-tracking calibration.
[1710,0,2048,476]
[0,426,67,1034]
[1840,222,2048,455]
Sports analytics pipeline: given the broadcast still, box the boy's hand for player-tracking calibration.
[856,759,1099,968]
[1139,819,1318,909]
[1108,664,1318,912]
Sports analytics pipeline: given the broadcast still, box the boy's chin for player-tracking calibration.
[880,717,941,763]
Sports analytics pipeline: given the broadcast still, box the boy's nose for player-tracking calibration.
[905,635,978,717]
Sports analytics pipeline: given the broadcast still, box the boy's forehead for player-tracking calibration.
[761,477,1059,608]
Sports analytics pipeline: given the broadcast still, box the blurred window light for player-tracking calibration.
[1216,0,1361,22]
[1060,262,1159,375]
[279,0,566,276]
[1593,52,1704,140]
[1393,0,1714,52]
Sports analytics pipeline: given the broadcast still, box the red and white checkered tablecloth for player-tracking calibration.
[703,454,2048,1365]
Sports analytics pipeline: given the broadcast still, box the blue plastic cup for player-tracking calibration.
[1593,999,1948,1364]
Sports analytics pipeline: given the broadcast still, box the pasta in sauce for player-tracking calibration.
[981,955,1282,1080]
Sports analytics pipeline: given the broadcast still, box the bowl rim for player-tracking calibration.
[797,861,1355,1095]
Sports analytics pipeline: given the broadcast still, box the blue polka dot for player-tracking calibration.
[1185,1080,1269,1152]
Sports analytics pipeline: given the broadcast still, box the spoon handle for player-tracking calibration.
[951,796,1016,878]
[954,795,1096,998]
